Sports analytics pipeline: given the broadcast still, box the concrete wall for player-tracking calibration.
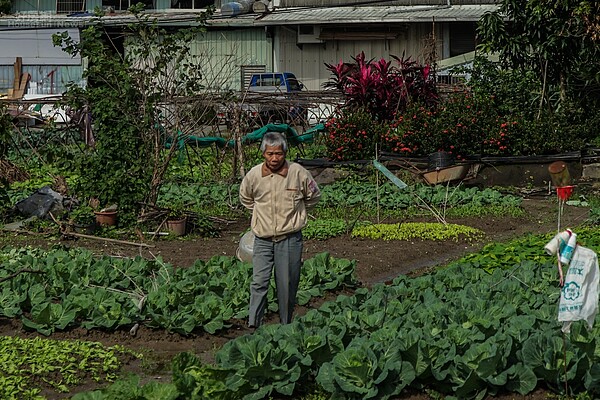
[468,162,583,189]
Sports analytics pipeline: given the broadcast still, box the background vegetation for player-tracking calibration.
[324,0,600,161]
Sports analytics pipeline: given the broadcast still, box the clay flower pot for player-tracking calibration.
[94,210,118,226]
[165,217,187,236]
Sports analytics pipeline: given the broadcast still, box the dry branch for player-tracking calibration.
[0,268,45,283]
[0,159,30,183]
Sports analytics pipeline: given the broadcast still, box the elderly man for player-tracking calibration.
[239,131,321,328]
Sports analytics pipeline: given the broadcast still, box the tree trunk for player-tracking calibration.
[232,108,245,179]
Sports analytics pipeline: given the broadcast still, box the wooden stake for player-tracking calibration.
[47,212,154,248]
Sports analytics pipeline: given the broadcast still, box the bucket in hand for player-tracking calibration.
[237,230,255,263]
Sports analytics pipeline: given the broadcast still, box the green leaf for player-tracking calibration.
[505,364,538,395]
[140,381,179,400]
[317,339,379,397]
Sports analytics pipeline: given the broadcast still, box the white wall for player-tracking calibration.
[275,23,440,91]
[0,28,81,65]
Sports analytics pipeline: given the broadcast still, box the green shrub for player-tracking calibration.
[0,0,10,13]
[0,107,11,213]
[325,108,388,161]
[384,94,514,158]
[381,103,436,155]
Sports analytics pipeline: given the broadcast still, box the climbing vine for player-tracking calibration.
[53,5,214,219]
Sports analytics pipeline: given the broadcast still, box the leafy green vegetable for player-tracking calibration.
[351,222,484,241]
[0,246,357,335]
[0,336,140,400]
[164,228,600,399]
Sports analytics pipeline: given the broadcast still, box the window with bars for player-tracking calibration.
[171,0,214,9]
[56,0,85,13]
[102,0,153,11]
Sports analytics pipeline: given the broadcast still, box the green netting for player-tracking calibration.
[225,123,325,148]
[164,123,326,151]
[164,132,228,150]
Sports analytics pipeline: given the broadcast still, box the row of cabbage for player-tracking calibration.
[0,247,357,335]
[157,180,523,212]
[78,227,600,400]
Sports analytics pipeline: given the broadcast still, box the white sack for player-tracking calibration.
[557,245,599,333]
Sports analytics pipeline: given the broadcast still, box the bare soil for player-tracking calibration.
[0,195,591,399]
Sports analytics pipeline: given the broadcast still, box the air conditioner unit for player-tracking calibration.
[297,25,323,44]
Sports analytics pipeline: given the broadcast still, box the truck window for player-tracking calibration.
[287,78,301,91]
[256,75,283,87]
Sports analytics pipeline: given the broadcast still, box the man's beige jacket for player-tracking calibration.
[239,161,321,239]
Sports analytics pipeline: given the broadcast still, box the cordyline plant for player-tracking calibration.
[324,51,438,122]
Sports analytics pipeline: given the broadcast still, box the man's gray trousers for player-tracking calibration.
[249,231,303,327]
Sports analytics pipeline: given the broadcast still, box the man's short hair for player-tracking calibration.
[260,131,288,153]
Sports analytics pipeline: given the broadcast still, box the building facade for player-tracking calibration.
[0,1,496,95]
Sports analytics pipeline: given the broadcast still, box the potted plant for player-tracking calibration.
[70,204,96,234]
[92,202,118,227]
[164,203,188,237]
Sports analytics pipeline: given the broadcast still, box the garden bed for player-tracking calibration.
[0,194,591,399]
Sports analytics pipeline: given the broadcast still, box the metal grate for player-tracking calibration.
[102,0,133,11]
[240,65,266,91]
[437,74,467,85]
[56,0,85,14]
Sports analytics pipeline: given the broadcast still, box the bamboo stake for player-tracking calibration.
[48,211,154,248]
[63,231,155,248]
[375,144,380,224]
[562,331,569,395]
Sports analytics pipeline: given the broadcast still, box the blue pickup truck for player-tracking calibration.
[247,72,304,94]
[245,72,306,126]
[217,72,307,129]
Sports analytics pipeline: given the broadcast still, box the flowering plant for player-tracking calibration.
[385,91,515,158]
[381,103,438,156]
[325,109,387,161]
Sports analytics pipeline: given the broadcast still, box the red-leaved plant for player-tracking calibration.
[324,51,439,122]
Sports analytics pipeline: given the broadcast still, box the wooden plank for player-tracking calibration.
[13,57,22,90]
[8,57,23,99]
[12,72,30,99]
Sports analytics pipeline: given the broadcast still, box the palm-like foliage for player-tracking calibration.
[324,52,438,121]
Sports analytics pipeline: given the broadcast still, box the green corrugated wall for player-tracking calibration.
[13,0,56,12]
[191,28,271,91]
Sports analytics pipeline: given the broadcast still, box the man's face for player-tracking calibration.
[263,145,286,172]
